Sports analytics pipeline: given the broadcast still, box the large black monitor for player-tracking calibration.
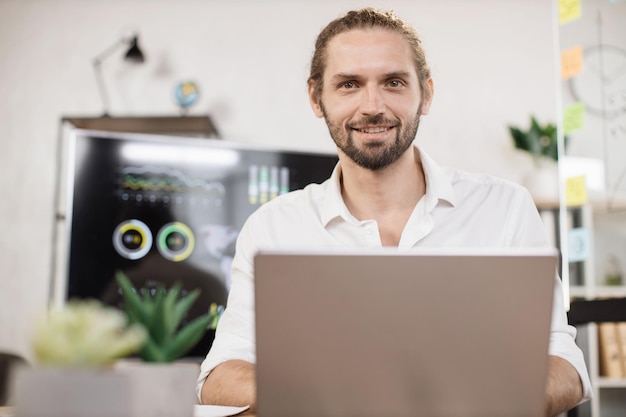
[64,130,338,358]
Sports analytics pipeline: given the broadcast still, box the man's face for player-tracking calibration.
[309,29,432,171]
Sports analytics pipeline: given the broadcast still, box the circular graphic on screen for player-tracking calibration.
[157,222,195,262]
[112,219,153,260]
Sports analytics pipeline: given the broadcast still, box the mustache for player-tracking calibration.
[347,114,399,129]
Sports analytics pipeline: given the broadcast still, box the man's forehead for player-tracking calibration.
[323,28,416,77]
[326,27,410,50]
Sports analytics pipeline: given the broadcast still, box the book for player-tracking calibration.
[598,322,624,378]
[616,322,626,377]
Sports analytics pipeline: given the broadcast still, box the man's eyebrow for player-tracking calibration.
[329,73,359,83]
[384,71,412,79]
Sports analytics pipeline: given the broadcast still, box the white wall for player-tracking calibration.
[0,0,558,359]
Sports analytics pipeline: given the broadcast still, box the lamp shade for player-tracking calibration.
[124,36,145,63]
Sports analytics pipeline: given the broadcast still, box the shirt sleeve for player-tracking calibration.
[196,216,258,402]
[514,188,593,402]
[549,275,593,402]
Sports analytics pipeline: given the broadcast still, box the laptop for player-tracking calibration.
[254,248,557,417]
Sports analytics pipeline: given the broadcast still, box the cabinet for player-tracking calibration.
[539,203,626,417]
[570,205,626,417]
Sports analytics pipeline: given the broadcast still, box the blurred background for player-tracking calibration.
[0,0,583,361]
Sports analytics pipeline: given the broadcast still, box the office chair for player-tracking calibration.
[566,297,626,417]
[0,351,27,406]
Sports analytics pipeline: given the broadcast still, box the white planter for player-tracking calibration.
[13,362,199,417]
[523,162,560,203]
[14,367,132,417]
[115,360,199,417]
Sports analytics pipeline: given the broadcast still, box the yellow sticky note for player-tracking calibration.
[559,0,582,24]
[563,102,585,134]
[565,176,588,206]
[561,46,583,80]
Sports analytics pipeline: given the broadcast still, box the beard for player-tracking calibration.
[320,102,422,171]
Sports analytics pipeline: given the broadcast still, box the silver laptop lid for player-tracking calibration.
[254,248,557,417]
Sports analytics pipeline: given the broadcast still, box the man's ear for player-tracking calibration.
[308,80,324,118]
[420,78,434,115]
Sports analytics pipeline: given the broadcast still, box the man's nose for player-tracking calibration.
[359,85,386,115]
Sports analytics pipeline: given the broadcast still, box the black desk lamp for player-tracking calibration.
[93,34,146,116]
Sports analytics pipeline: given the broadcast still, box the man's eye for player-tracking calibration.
[341,81,356,89]
[388,79,404,88]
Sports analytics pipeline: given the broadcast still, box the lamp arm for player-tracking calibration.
[92,37,131,65]
[93,61,111,117]
[92,37,131,116]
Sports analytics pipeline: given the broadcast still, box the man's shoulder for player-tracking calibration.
[442,166,533,207]
[445,166,527,193]
[419,149,530,203]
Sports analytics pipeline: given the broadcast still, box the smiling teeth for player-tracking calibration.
[360,127,389,133]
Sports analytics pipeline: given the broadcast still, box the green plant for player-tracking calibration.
[115,271,214,363]
[32,300,146,367]
[508,116,566,165]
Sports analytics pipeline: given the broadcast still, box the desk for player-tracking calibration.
[0,406,254,417]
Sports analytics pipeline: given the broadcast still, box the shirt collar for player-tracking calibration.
[320,145,456,227]
[419,147,456,209]
[320,163,352,226]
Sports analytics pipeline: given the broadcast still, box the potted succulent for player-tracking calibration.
[14,300,147,417]
[113,271,215,417]
[14,273,214,417]
[114,271,213,363]
[508,116,567,202]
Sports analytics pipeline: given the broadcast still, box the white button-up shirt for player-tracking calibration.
[197,146,592,401]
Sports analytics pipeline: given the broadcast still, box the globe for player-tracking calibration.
[174,81,200,109]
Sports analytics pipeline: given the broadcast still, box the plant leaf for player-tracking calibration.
[508,117,561,163]
[140,337,167,363]
[141,289,154,314]
[115,271,150,325]
[509,126,528,151]
[163,282,182,337]
[163,314,213,362]
[149,284,168,346]
[172,289,201,332]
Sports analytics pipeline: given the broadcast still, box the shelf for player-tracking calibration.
[62,115,221,138]
[587,195,626,214]
[591,286,626,298]
[597,377,626,388]
[569,286,588,298]
[568,286,626,299]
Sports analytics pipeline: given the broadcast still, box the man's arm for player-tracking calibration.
[544,355,583,417]
[201,359,257,412]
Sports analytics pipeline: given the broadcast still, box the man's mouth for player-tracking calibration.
[352,126,394,134]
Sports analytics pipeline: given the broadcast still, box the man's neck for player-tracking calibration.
[338,147,426,245]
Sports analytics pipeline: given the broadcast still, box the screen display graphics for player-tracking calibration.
[65,130,338,358]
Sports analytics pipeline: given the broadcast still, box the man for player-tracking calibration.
[198,8,592,416]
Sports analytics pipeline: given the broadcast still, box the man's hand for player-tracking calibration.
[199,356,582,416]
[201,359,257,413]
[544,355,583,417]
